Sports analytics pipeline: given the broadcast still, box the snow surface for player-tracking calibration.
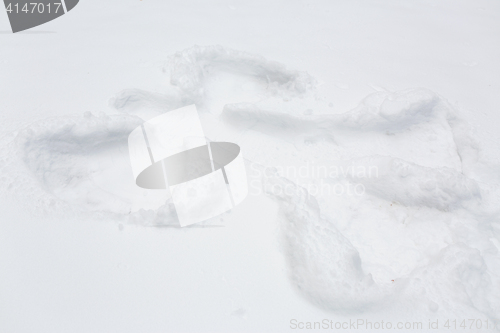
[1,1,500,332]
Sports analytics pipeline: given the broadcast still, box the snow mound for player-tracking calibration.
[1,112,177,224]
[258,165,499,317]
[221,88,465,170]
[261,169,386,312]
[168,45,317,101]
[340,88,440,131]
[111,45,317,120]
[347,156,481,211]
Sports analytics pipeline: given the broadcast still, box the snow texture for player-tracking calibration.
[1,45,500,324]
